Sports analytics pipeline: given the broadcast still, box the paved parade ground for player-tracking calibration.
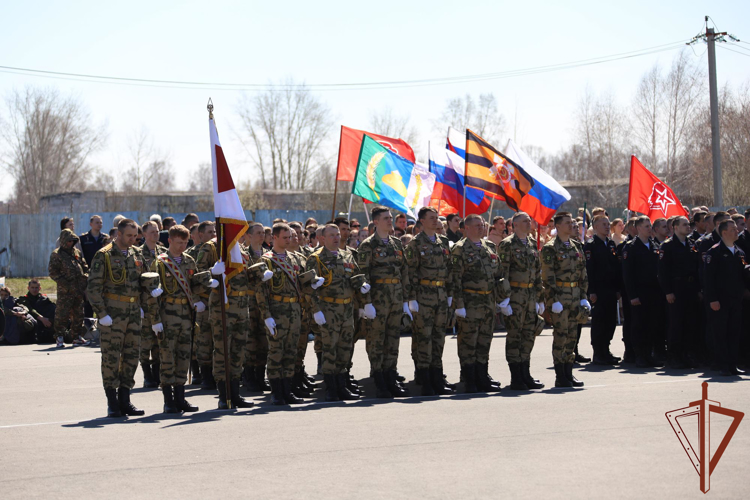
[1,325,748,499]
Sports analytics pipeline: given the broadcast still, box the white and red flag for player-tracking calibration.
[628,155,689,221]
[209,111,248,293]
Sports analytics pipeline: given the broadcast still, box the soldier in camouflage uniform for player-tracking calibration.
[148,224,216,413]
[451,214,508,393]
[541,212,589,388]
[497,212,546,391]
[288,223,316,398]
[87,219,149,418]
[357,206,409,398]
[136,220,166,388]
[192,225,219,389]
[406,207,455,396]
[305,224,372,401]
[48,229,89,347]
[256,223,321,406]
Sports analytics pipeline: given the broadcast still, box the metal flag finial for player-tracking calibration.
[207,98,214,119]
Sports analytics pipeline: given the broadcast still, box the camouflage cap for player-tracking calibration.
[573,303,591,324]
[59,228,79,244]
[192,270,213,288]
[139,271,160,291]
[349,273,367,290]
[247,262,269,281]
[298,269,317,286]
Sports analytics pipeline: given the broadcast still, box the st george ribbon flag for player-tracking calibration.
[352,135,435,218]
[428,142,490,217]
[505,139,571,225]
[209,112,249,293]
[336,125,416,182]
[628,155,688,221]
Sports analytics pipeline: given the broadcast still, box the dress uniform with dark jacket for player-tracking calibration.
[584,235,621,364]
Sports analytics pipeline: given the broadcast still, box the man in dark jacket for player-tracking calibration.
[15,279,57,344]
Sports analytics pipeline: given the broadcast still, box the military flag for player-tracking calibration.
[336,125,416,182]
[628,155,688,221]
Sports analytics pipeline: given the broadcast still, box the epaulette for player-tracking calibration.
[100,243,113,252]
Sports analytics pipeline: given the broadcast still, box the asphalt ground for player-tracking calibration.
[1,325,748,499]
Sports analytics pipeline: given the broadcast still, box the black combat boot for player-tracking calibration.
[174,384,199,412]
[190,360,203,386]
[395,370,406,383]
[151,361,161,386]
[461,364,478,393]
[373,371,393,399]
[431,367,455,395]
[217,380,230,410]
[292,370,313,398]
[419,368,435,396]
[162,385,179,413]
[483,363,502,389]
[508,363,529,390]
[386,370,409,397]
[118,387,145,416]
[230,379,255,408]
[141,362,157,388]
[316,352,323,375]
[554,364,573,388]
[564,363,584,387]
[476,363,501,392]
[243,366,262,392]
[324,374,339,402]
[282,378,304,404]
[105,387,122,418]
[303,365,315,385]
[270,378,287,406]
[414,359,422,385]
[200,365,216,391]
[522,360,545,389]
[255,366,271,392]
[345,370,361,395]
[336,373,359,400]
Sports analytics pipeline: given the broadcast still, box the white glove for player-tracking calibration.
[210,261,225,276]
[264,317,277,336]
[151,322,163,334]
[311,277,325,290]
[360,282,371,294]
[99,315,112,327]
[447,296,453,307]
[403,302,413,320]
[208,279,219,288]
[150,287,163,298]
[262,270,273,282]
[455,307,467,318]
[194,301,206,313]
[580,299,591,309]
[140,308,145,319]
[498,297,510,308]
[358,308,365,319]
[499,305,513,316]
[551,302,563,314]
[363,303,376,319]
[313,311,326,325]
[408,300,419,313]
[536,302,545,315]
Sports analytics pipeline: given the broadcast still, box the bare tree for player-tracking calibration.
[0,86,105,212]
[236,79,334,190]
[120,126,173,193]
[632,64,663,169]
[433,93,506,145]
[187,161,213,192]
[368,106,419,146]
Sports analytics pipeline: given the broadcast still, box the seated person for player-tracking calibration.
[0,286,36,345]
[15,279,57,344]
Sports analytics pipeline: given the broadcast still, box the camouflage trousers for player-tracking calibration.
[456,296,494,365]
[195,297,213,368]
[318,302,355,375]
[366,285,404,372]
[157,302,193,386]
[100,300,141,390]
[54,288,85,338]
[505,289,544,363]
[243,302,268,369]
[139,319,160,364]
[295,304,312,369]
[550,299,579,364]
[266,301,301,379]
[313,322,323,354]
[210,292,249,382]
[413,292,449,369]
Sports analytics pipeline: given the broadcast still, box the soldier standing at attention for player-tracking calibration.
[497,212,546,391]
[288,223,316,399]
[137,221,166,388]
[88,219,152,418]
[542,212,590,388]
[357,206,411,398]
[149,224,216,413]
[584,214,621,365]
[257,223,322,406]
[48,229,90,348]
[406,207,455,396]
[193,225,220,389]
[306,224,373,401]
[451,214,507,393]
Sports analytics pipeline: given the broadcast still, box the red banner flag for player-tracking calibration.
[628,155,689,221]
[335,125,416,182]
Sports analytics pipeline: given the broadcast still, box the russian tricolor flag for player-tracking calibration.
[428,138,490,217]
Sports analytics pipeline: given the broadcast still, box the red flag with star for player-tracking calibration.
[628,155,688,221]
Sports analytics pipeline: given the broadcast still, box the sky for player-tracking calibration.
[1,0,749,202]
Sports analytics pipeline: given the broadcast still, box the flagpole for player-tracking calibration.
[486,197,495,237]
[363,198,371,224]
[215,218,233,410]
[347,194,354,221]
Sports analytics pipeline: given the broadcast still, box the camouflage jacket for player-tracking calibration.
[451,237,506,309]
[498,234,542,300]
[541,236,588,303]
[405,232,453,302]
[305,246,365,311]
[48,229,89,293]
[148,251,211,324]
[256,250,306,320]
[356,233,409,292]
[87,243,147,317]
[137,242,167,270]
[194,239,219,272]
